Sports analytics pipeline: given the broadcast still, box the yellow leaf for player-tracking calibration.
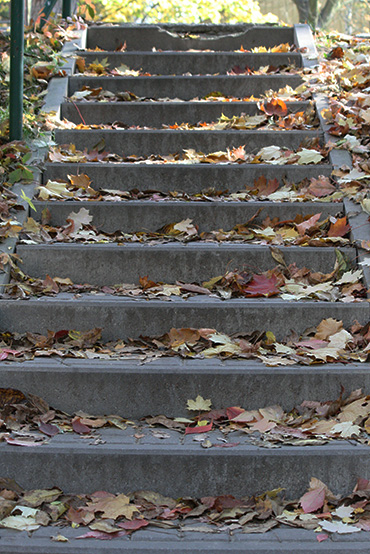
[187,395,212,412]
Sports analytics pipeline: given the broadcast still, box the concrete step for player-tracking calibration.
[0,428,368,497]
[31,200,341,233]
[78,51,303,74]
[0,526,368,553]
[2,357,370,417]
[86,24,295,52]
[53,129,322,157]
[43,162,333,192]
[68,74,303,99]
[61,100,311,127]
[16,244,355,284]
[0,296,368,340]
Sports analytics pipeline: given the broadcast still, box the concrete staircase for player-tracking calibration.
[1,23,370,552]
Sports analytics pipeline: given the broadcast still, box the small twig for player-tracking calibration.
[72,100,86,125]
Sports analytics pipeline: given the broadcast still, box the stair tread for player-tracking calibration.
[0,525,367,553]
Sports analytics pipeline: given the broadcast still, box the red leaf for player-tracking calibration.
[307,177,336,198]
[226,406,245,419]
[38,422,59,437]
[316,533,329,542]
[242,274,280,297]
[72,417,91,434]
[76,530,127,540]
[118,519,149,531]
[328,46,344,59]
[300,486,325,513]
[185,422,213,434]
[54,330,69,340]
[296,213,322,235]
[251,176,280,196]
[328,217,350,237]
[260,98,288,117]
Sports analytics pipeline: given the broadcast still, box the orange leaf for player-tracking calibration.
[328,217,350,237]
[260,98,288,117]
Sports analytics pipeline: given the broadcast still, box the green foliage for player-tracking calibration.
[86,0,278,24]
[0,21,71,141]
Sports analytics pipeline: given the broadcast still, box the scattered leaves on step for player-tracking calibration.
[36,173,341,204]
[4,247,364,303]
[1,316,370,367]
[47,140,328,166]
[1,476,370,539]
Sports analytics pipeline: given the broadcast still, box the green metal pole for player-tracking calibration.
[9,0,25,141]
[62,0,72,18]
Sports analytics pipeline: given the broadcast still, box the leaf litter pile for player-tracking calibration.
[61,98,319,132]
[2,317,370,365]
[47,139,328,166]
[3,384,370,447]
[68,84,306,104]
[17,207,351,247]
[38,172,342,203]
[2,386,370,539]
[2,475,370,540]
[2,247,366,304]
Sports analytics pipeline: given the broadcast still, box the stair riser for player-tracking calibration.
[0,447,368,497]
[16,245,355,284]
[54,129,322,157]
[86,25,295,52]
[43,163,333,192]
[1,301,368,340]
[79,51,303,74]
[32,200,342,232]
[62,101,310,126]
[68,75,303,98]
[2,359,370,417]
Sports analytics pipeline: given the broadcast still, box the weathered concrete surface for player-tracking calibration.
[16,244,355,284]
[86,24,295,52]
[31,200,342,231]
[0,296,368,340]
[68,74,303,98]
[0,429,368,497]
[43,162,333,192]
[54,128,322,156]
[1,358,370,417]
[61,100,310,126]
[1,526,368,553]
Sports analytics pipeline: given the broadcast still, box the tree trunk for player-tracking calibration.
[292,0,341,29]
[30,0,63,23]
[318,0,342,28]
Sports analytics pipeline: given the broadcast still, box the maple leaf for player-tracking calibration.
[68,174,92,188]
[187,395,212,412]
[251,176,280,196]
[315,319,343,340]
[296,149,324,165]
[90,494,139,520]
[66,208,93,234]
[321,520,361,534]
[307,176,336,198]
[260,98,288,117]
[242,274,280,297]
[328,217,350,237]
[37,181,73,200]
